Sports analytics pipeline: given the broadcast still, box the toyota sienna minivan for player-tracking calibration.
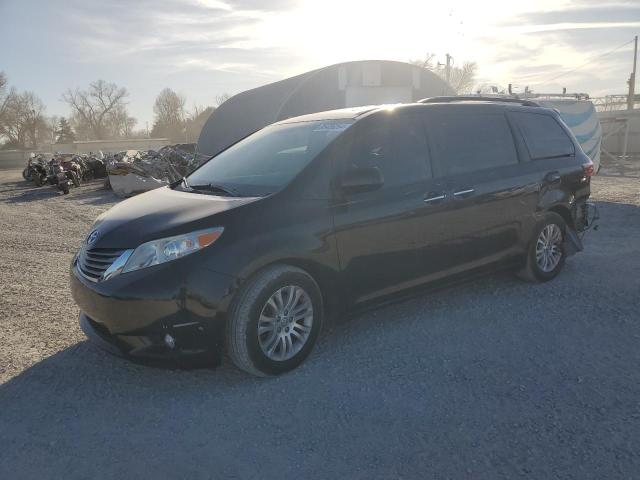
[71,98,596,376]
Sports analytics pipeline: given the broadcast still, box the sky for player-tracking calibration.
[0,0,639,128]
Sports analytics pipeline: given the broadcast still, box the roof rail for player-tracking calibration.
[418,96,540,107]
[520,92,590,100]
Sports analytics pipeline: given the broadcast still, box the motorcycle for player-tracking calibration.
[22,153,37,181]
[47,159,80,194]
[25,155,49,187]
[74,155,93,180]
[60,156,84,182]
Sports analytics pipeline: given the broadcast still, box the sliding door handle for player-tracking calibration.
[424,194,446,203]
[453,188,475,198]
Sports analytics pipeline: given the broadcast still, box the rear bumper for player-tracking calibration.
[574,200,599,233]
[566,200,598,256]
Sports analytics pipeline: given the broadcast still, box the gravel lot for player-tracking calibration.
[1,160,639,479]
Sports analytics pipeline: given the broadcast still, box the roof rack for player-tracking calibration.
[521,93,589,100]
[418,96,540,107]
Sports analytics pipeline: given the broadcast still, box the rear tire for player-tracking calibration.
[62,183,70,195]
[518,212,566,282]
[226,265,323,377]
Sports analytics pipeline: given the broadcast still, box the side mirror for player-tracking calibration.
[340,166,384,194]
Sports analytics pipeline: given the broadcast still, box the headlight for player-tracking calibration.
[121,227,224,274]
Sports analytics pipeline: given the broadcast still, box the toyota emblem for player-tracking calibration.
[86,230,100,245]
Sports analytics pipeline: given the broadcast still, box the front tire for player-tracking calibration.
[226,265,323,377]
[518,212,566,282]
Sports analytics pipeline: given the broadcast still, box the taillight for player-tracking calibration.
[582,160,594,177]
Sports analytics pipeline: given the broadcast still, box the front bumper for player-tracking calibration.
[79,312,212,363]
[70,255,238,363]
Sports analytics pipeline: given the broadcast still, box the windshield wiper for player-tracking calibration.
[170,176,190,189]
[188,183,240,197]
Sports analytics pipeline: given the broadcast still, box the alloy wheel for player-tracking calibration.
[536,224,563,273]
[257,285,314,361]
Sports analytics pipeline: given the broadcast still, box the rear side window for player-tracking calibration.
[425,112,518,176]
[347,115,429,187]
[511,112,574,160]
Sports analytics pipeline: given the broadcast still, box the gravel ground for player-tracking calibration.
[0,160,639,479]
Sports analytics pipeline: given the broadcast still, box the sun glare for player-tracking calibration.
[232,0,574,77]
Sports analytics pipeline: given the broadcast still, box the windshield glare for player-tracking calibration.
[186,120,353,196]
[187,120,353,196]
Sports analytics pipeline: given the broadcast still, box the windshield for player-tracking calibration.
[185,119,353,196]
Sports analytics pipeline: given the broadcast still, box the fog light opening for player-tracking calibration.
[164,334,176,350]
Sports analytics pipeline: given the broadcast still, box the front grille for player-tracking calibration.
[77,247,127,282]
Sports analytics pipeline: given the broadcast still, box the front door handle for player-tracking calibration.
[453,188,475,198]
[424,193,446,203]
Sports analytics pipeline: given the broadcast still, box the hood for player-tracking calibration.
[88,186,260,248]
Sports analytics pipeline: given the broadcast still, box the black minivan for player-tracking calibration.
[71,98,595,376]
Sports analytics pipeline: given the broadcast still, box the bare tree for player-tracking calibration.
[0,90,46,149]
[151,88,186,142]
[0,72,16,131]
[0,72,6,98]
[185,104,214,143]
[448,62,477,95]
[154,88,186,125]
[62,80,133,140]
[188,103,206,120]
[0,72,8,119]
[215,93,231,106]
[108,104,136,138]
[24,92,47,147]
[409,55,478,94]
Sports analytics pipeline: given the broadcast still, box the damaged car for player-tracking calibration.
[105,145,206,197]
[71,99,597,376]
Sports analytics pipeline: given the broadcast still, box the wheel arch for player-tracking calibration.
[547,204,575,230]
[238,258,343,329]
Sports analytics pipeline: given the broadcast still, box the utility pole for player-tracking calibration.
[445,53,452,85]
[627,35,637,110]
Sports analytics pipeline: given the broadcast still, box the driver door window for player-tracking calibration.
[347,115,429,190]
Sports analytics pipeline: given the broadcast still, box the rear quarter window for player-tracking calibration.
[425,111,518,176]
[511,112,574,160]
